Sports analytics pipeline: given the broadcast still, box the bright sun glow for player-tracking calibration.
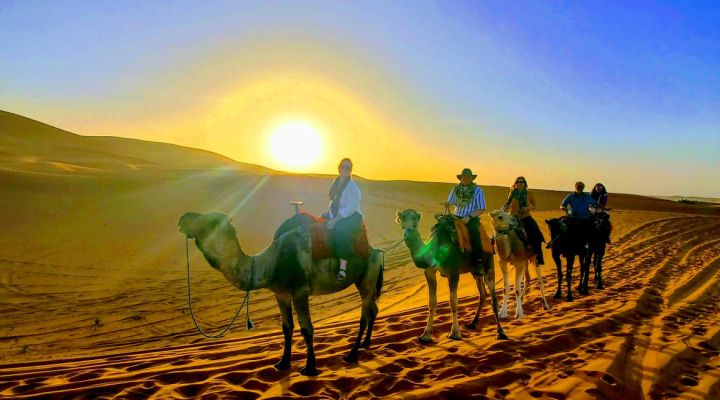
[267,120,323,170]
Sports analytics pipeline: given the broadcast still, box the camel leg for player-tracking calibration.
[579,251,590,295]
[292,295,317,376]
[514,262,525,319]
[566,256,574,302]
[523,264,532,296]
[448,273,461,340]
[273,294,293,371]
[594,244,605,289]
[361,301,378,349]
[535,262,551,310]
[553,250,563,299]
[360,256,381,349]
[466,274,486,329]
[419,268,437,343]
[344,292,370,363]
[499,259,510,319]
[485,266,508,340]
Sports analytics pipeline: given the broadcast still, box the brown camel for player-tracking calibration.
[395,209,507,342]
[178,211,383,376]
[489,210,550,319]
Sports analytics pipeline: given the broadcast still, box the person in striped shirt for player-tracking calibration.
[447,168,487,267]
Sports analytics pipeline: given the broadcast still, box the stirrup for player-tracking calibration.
[337,270,346,281]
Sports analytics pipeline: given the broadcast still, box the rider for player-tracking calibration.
[502,176,546,265]
[560,181,597,244]
[324,158,364,281]
[447,168,487,267]
[590,182,612,243]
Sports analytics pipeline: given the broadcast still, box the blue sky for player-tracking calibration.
[1,1,718,196]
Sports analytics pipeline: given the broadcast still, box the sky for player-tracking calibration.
[1,1,718,197]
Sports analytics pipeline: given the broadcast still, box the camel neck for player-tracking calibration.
[404,229,433,269]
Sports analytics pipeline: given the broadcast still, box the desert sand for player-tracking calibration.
[1,110,719,399]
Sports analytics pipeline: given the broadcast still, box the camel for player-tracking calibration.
[395,209,507,342]
[545,217,590,301]
[488,210,550,319]
[178,211,384,376]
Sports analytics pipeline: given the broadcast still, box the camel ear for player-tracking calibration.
[395,210,402,224]
[416,211,422,221]
[434,213,443,221]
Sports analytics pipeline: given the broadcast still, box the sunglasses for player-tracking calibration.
[340,165,352,170]
[515,181,526,184]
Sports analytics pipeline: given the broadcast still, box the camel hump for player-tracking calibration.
[274,212,324,240]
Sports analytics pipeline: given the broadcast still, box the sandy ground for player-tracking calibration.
[1,111,719,399]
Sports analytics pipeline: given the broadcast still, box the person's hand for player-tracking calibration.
[325,218,338,230]
[462,216,470,224]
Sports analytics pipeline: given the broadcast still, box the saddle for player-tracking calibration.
[302,214,370,261]
[451,217,493,254]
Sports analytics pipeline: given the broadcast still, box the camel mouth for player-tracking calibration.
[178,225,195,239]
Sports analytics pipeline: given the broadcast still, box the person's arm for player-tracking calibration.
[447,187,457,205]
[327,183,360,228]
[339,183,360,219]
[501,191,514,211]
[560,194,571,211]
[527,191,536,211]
[469,188,485,218]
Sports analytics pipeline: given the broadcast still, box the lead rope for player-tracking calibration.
[185,238,252,339]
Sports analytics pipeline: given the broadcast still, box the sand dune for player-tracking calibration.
[1,111,719,399]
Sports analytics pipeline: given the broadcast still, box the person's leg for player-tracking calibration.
[467,216,484,266]
[332,213,361,280]
[522,217,544,265]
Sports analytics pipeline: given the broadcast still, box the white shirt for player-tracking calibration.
[326,180,364,219]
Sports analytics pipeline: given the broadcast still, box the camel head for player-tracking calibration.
[545,217,567,238]
[489,210,518,232]
[178,211,237,241]
[395,209,422,236]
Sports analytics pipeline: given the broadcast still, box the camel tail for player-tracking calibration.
[373,249,384,302]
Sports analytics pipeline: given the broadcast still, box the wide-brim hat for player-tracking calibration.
[456,168,477,180]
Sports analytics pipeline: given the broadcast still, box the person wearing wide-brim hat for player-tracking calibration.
[447,168,487,267]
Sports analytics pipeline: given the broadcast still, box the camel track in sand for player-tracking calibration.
[1,216,719,399]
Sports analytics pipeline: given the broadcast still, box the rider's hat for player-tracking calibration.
[457,168,477,181]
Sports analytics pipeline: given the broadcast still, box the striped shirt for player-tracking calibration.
[447,185,487,218]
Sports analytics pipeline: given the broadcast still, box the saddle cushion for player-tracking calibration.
[306,217,370,261]
[453,219,493,254]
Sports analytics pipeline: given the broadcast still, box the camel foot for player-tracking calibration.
[497,332,509,340]
[579,288,589,295]
[553,291,562,299]
[300,366,319,376]
[596,282,604,290]
[465,322,477,330]
[448,332,462,340]
[418,335,433,344]
[566,294,574,302]
[343,352,358,363]
[543,302,551,310]
[274,360,291,371]
[360,340,371,349]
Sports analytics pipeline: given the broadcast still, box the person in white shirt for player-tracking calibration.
[324,158,364,280]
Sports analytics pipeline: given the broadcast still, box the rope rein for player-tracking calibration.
[185,239,252,339]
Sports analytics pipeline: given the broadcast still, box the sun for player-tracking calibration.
[267,120,323,171]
